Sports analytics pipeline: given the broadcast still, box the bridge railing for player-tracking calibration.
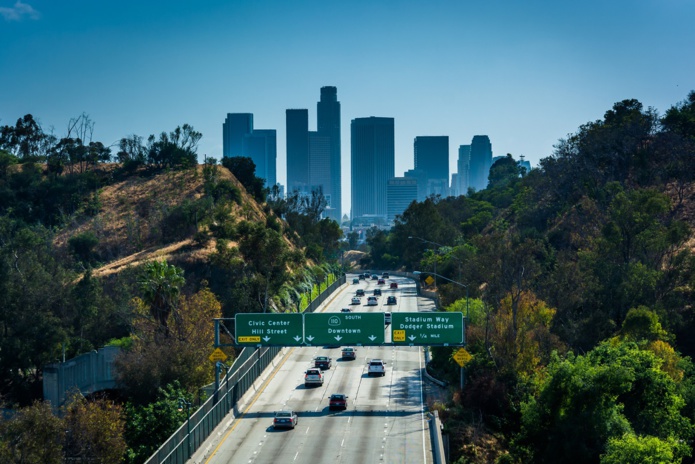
[43,346,121,408]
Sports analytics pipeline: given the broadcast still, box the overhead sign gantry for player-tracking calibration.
[227,311,464,347]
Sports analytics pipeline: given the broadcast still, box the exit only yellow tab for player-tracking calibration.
[393,330,406,342]
[237,336,261,343]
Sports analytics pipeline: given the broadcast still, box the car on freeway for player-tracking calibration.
[384,312,392,324]
[358,274,365,280]
[314,356,332,370]
[368,359,386,376]
[386,296,397,305]
[356,288,365,296]
[390,282,398,289]
[329,394,348,410]
[273,410,298,429]
[382,272,390,279]
[351,296,361,305]
[377,278,385,285]
[371,274,378,280]
[352,278,359,284]
[341,307,351,313]
[341,347,356,360]
[304,368,324,386]
[367,296,378,306]
[373,288,382,296]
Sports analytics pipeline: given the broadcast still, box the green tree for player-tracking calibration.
[221,156,267,202]
[514,341,692,464]
[0,401,64,463]
[64,394,127,464]
[138,260,185,332]
[124,383,192,463]
[601,433,687,464]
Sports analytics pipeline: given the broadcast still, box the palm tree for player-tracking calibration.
[138,260,185,333]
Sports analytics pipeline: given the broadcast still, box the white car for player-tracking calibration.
[304,368,324,386]
[384,312,392,324]
[368,359,386,376]
[367,296,378,306]
[351,296,361,305]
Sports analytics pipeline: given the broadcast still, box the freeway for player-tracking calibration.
[199,274,436,464]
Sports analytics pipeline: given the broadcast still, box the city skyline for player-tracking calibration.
[2,1,694,216]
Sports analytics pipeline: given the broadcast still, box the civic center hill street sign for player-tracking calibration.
[235,313,304,346]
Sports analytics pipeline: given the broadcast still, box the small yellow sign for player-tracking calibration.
[209,347,229,362]
[237,336,261,343]
[425,276,435,286]
[393,330,406,342]
[453,348,472,367]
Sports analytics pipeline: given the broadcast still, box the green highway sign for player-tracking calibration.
[391,312,464,345]
[235,313,304,346]
[304,312,385,346]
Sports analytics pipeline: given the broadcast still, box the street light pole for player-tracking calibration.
[413,270,469,323]
[414,269,470,391]
[178,398,192,457]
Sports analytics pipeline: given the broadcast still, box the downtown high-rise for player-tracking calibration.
[414,136,449,197]
[351,117,395,222]
[469,135,492,192]
[285,87,342,222]
[222,113,276,187]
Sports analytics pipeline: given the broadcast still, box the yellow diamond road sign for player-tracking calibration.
[425,276,435,286]
[209,347,228,363]
[453,348,472,367]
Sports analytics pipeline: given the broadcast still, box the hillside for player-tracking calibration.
[52,165,266,277]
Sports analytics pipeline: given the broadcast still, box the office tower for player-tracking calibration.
[457,144,471,196]
[404,168,428,202]
[223,113,253,158]
[387,177,418,222]
[317,86,342,222]
[414,136,449,197]
[242,129,277,187]
[286,109,310,192]
[351,117,395,221]
[518,155,531,175]
[451,173,459,196]
[469,135,492,192]
[308,131,331,208]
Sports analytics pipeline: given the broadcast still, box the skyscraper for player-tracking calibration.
[242,129,277,187]
[285,109,310,192]
[222,113,253,158]
[414,136,449,197]
[457,144,471,196]
[351,117,395,221]
[308,131,331,208]
[469,135,492,192]
[387,177,418,222]
[317,86,342,221]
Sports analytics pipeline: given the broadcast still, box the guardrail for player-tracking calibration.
[144,273,346,463]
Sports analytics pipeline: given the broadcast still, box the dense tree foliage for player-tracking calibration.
[363,92,695,462]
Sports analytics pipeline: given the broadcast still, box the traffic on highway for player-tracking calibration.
[201,273,437,464]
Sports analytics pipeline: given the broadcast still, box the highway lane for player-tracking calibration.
[202,274,433,464]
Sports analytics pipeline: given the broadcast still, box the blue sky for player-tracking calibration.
[1,0,694,215]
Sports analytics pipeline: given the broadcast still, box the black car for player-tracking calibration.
[314,356,332,370]
[386,296,397,305]
[373,288,382,296]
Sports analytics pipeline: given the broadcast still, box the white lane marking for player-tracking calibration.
[294,451,299,461]
[305,427,310,434]
[341,438,345,447]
